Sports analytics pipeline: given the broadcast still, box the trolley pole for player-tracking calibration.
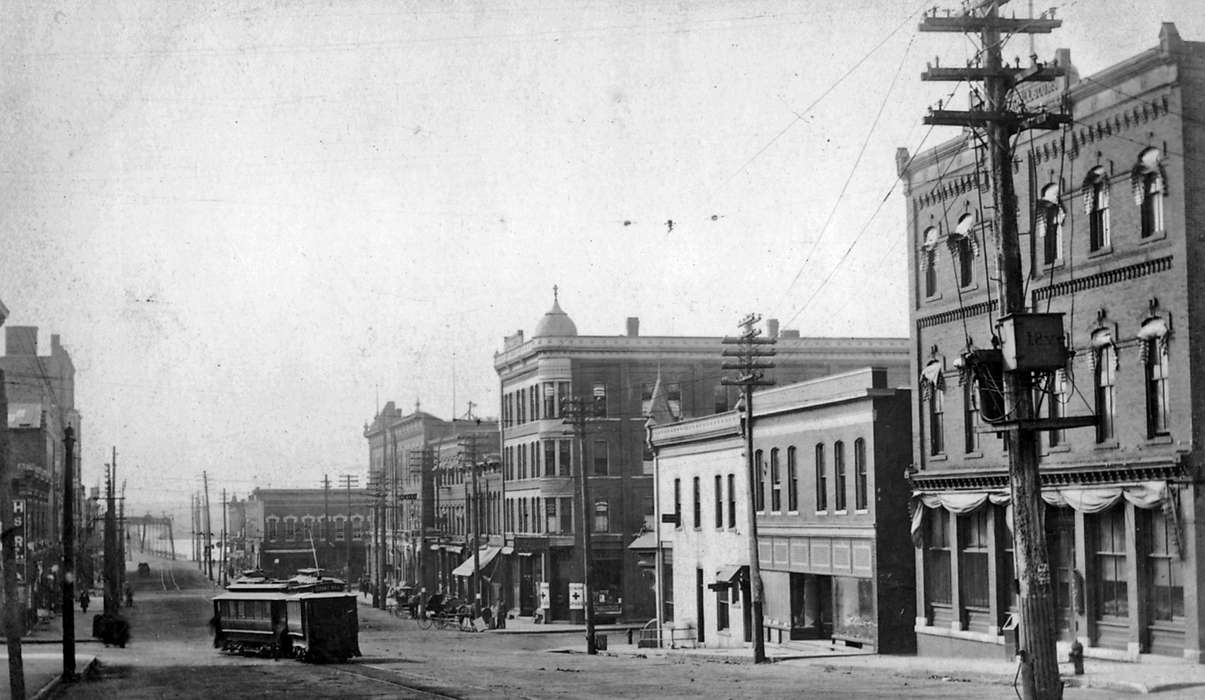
[722,313,776,664]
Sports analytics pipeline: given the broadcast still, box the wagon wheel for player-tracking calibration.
[415,607,433,630]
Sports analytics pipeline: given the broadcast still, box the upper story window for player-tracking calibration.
[1140,315,1171,438]
[727,474,736,528]
[754,449,766,512]
[964,381,980,454]
[592,383,608,417]
[594,500,610,533]
[714,474,724,528]
[853,439,868,511]
[592,440,609,476]
[691,476,701,529]
[1084,167,1111,252]
[787,446,798,512]
[1092,329,1117,443]
[769,448,782,512]
[951,213,976,287]
[1133,148,1165,239]
[921,359,946,456]
[667,383,682,419]
[267,518,279,541]
[833,441,847,511]
[284,517,297,541]
[921,226,939,297]
[814,443,827,512]
[1037,183,1064,266]
[1046,370,1068,449]
[673,478,682,529]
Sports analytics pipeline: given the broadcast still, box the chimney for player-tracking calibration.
[5,326,38,356]
[765,318,780,339]
[870,367,888,389]
[626,317,640,337]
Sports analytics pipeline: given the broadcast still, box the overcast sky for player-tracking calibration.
[2,0,1200,519]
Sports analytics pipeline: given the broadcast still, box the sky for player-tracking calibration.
[2,0,1201,520]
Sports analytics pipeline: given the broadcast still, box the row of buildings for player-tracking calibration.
[252,23,1205,665]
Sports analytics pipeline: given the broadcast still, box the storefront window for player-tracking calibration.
[960,509,990,609]
[1147,510,1183,621]
[833,577,876,642]
[1093,505,1128,617]
[927,508,952,605]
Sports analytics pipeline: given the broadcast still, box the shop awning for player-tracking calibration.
[627,531,657,550]
[451,546,502,577]
[710,564,746,591]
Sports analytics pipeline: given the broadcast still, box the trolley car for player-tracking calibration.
[211,572,360,663]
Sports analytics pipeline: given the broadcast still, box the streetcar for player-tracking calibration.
[211,572,361,663]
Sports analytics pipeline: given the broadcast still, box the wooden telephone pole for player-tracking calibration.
[721,314,776,664]
[920,3,1071,698]
[561,395,598,655]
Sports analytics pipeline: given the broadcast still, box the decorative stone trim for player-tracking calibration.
[917,299,999,329]
[1033,256,1172,303]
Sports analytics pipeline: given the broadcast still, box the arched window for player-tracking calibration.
[1092,328,1117,443]
[853,439,868,511]
[1139,314,1171,437]
[1037,183,1064,265]
[814,444,827,512]
[1133,148,1165,238]
[284,517,297,541]
[1084,167,1110,251]
[952,214,976,287]
[921,227,939,297]
[833,441,847,512]
[787,446,798,512]
[266,517,279,541]
[769,448,782,512]
[754,450,766,512]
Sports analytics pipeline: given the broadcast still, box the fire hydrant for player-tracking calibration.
[1069,640,1085,675]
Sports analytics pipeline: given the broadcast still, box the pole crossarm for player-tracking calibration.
[918,16,1060,34]
[922,65,1065,82]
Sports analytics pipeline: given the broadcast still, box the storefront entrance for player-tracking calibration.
[790,573,832,640]
[1045,506,1077,643]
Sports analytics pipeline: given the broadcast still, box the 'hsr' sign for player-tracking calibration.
[11,499,26,562]
[997,313,1067,372]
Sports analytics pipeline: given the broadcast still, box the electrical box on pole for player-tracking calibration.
[919,3,1077,698]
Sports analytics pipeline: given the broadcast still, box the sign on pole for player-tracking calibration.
[568,581,584,610]
[539,581,551,610]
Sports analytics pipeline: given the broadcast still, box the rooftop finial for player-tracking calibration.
[553,284,559,302]
[415,397,421,412]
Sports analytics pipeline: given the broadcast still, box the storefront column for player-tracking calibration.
[914,542,927,629]
[1073,509,1091,647]
[1125,502,1143,655]
[949,512,962,631]
[1182,486,1202,663]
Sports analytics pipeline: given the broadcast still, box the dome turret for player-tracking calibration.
[533,286,578,338]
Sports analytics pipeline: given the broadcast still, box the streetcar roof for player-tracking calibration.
[213,591,291,601]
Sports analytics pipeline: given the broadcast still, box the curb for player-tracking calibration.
[31,655,99,700]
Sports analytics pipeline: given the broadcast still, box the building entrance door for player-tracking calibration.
[1045,506,1077,641]
[518,556,535,615]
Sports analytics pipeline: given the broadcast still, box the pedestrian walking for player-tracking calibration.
[79,589,90,613]
[124,583,134,608]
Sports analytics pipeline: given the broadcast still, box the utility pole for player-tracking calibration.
[561,396,597,655]
[721,313,776,664]
[61,426,77,682]
[202,471,213,582]
[460,430,482,618]
[104,454,118,613]
[0,370,28,700]
[323,474,331,551]
[920,3,1070,698]
[221,489,228,587]
[369,471,384,609]
[339,474,359,587]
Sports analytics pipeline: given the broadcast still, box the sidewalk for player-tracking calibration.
[0,609,100,700]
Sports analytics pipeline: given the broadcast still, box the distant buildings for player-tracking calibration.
[493,293,910,623]
[899,25,1205,661]
[246,487,371,581]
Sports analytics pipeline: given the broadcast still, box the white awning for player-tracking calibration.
[627,531,657,550]
[451,546,502,577]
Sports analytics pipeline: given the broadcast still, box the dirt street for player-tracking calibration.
[51,555,1129,699]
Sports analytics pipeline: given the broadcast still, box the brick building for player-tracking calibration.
[900,25,1205,661]
[247,487,370,581]
[364,404,503,602]
[494,292,910,623]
